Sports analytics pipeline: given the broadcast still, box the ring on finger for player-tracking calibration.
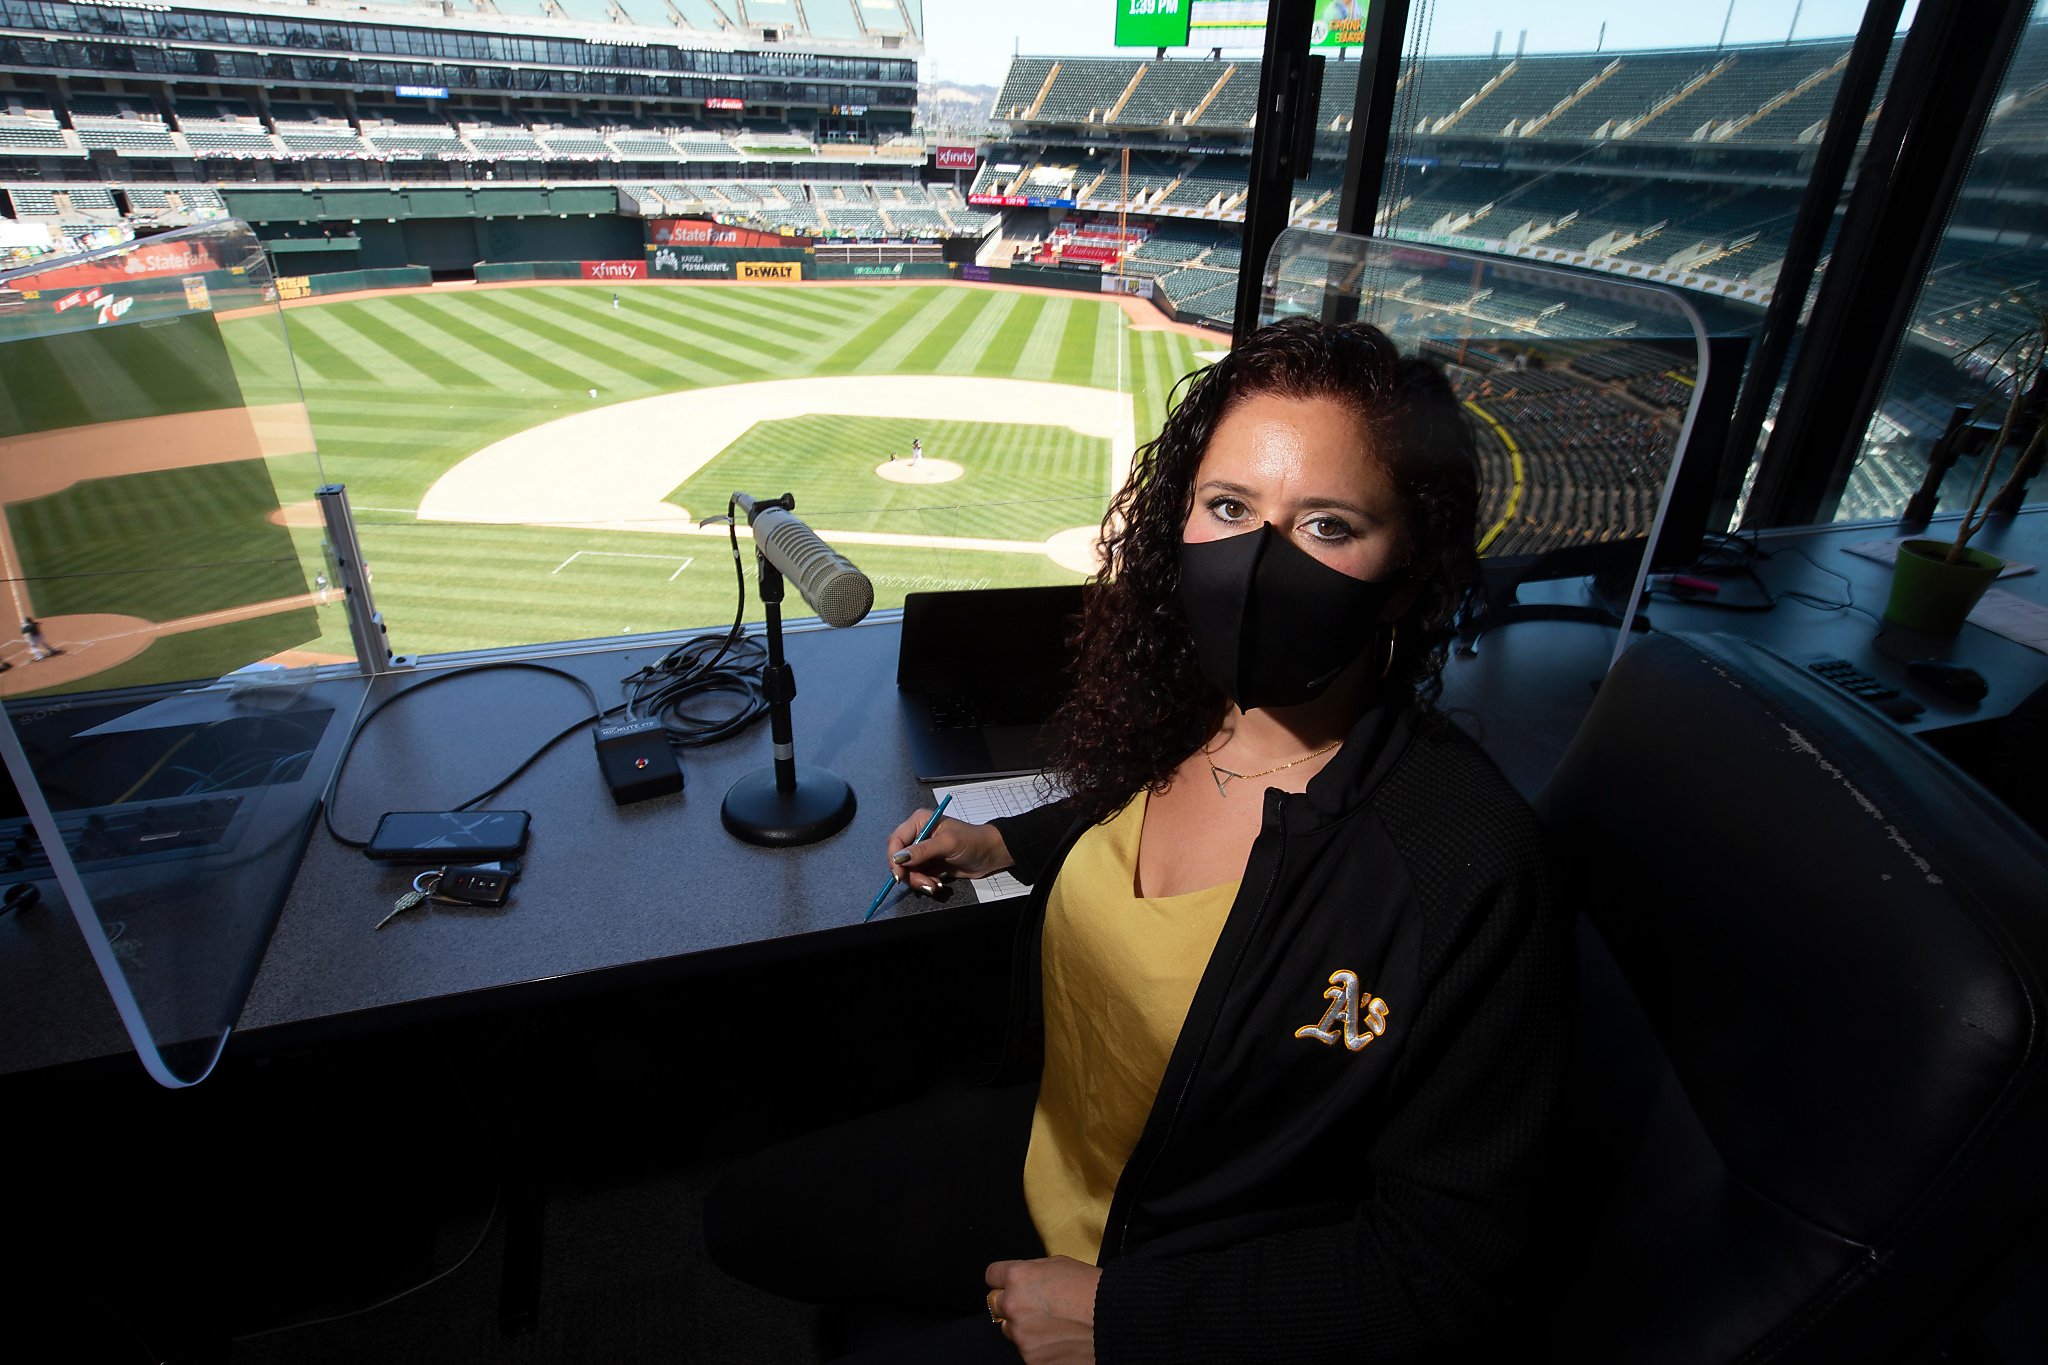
[986,1289,1004,1325]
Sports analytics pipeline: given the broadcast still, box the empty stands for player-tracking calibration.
[994,59,1058,120]
[0,108,73,158]
[71,95,185,158]
[1041,61,1143,123]
[1116,62,1220,127]
[536,128,614,158]
[3,184,62,217]
[464,126,546,158]
[1192,64,1258,129]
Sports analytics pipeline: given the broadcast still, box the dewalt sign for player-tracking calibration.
[738,261,802,282]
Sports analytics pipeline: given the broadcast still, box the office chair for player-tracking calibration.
[1535,630,2048,1363]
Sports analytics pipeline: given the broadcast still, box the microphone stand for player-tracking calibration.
[722,494,858,846]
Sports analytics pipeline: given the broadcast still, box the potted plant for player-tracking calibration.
[1886,295,2048,634]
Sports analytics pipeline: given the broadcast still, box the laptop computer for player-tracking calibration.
[897,584,1088,782]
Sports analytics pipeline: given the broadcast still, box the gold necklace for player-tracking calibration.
[1202,739,1342,797]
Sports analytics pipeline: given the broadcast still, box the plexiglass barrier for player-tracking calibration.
[1263,229,1716,662]
[0,221,367,1085]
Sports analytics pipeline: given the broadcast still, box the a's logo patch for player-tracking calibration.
[1293,969,1389,1052]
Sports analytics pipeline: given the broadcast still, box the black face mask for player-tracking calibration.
[1176,526,1398,712]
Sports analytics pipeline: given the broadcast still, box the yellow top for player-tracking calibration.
[1022,789,1240,1264]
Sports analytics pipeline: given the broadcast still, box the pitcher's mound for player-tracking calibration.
[876,458,963,485]
[1044,526,1105,576]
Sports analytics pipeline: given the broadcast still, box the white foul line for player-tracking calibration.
[551,550,697,580]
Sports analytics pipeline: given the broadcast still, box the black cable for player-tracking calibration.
[226,1047,504,1348]
[322,662,609,848]
[616,500,771,748]
[226,1178,503,1347]
[620,633,769,747]
[321,507,767,847]
[1775,544,1887,626]
[1641,537,1885,626]
[1688,529,1764,575]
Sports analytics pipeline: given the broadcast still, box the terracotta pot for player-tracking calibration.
[1883,538,2004,634]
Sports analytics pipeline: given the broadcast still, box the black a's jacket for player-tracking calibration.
[988,702,1571,1364]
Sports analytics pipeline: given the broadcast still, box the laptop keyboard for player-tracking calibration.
[927,685,1070,731]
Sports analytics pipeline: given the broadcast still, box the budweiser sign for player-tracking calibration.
[581,260,648,280]
[705,96,745,111]
[934,146,979,171]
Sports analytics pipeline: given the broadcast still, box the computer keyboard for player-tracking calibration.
[1803,656,1925,722]
[0,794,244,879]
[927,686,1069,730]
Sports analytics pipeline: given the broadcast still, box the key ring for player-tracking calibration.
[412,869,443,897]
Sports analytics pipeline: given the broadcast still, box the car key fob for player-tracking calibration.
[432,862,516,907]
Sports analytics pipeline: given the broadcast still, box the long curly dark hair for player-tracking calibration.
[1046,316,1482,821]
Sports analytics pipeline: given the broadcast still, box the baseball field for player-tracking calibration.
[0,279,1217,692]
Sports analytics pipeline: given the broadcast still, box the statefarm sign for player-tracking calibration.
[23,239,221,291]
[648,218,804,249]
[581,260,647,280]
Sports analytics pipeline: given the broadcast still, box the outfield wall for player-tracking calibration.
[263,256,1198,327]
[253,213,645,276]
[273,267,433,300]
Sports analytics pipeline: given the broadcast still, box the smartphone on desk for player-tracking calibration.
[366,810,530,862]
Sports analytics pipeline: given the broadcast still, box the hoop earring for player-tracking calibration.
[1378,621,1399,679]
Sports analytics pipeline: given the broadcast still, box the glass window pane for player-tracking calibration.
[1845,14,2048,522]
[1376,2,1910,534]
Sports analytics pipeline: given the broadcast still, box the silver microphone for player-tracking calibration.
[733,494,874,629]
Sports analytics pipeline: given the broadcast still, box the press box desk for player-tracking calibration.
[5,511,2045,1079]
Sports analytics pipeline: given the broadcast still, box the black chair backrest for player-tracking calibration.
[1536,631,2048,1362]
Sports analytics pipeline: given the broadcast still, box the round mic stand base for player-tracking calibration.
[721,765,857,847]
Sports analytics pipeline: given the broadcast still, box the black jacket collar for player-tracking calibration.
[1298,695,1419,824]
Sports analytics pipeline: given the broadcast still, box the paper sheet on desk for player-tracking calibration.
[931,775,1066,904]
[1842,536,2036,577]
[1967,589,2048,654]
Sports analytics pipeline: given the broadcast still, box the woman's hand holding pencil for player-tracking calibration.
[866,799,1018,918]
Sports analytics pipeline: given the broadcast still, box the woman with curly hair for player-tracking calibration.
[705,318,1570,1364]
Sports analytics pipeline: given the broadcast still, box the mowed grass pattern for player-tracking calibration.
[219,284,1212,657]
[669,416,1109,543]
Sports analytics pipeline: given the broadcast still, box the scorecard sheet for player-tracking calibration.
[930,774,1065,903]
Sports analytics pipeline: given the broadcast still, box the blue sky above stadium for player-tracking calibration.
[921,0,1909,87]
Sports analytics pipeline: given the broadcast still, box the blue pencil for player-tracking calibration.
[865,794,953,922]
